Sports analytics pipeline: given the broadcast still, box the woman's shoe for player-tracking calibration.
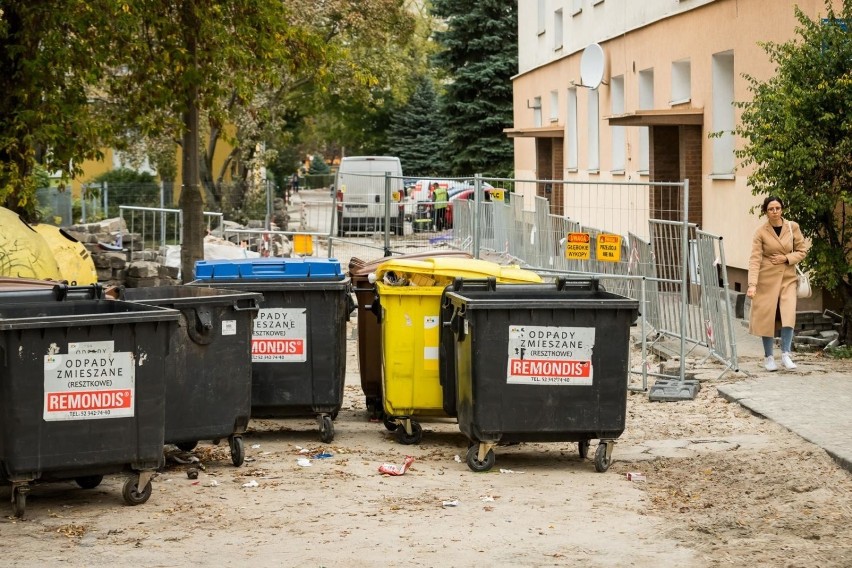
[764,356,778,371]
[781,353,797,370]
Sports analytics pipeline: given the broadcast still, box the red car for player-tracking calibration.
[446,188,503,228]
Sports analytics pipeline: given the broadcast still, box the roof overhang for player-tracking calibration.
[607,109,704,126]
[503,125,564,138]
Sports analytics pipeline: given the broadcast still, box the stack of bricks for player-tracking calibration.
[794,311,841,349]
[64,218,179,288]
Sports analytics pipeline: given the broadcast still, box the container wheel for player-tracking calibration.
[396,421,423,445]
[578,440,590,460]
[176,441,198,452]
[12,486,27,518]
[122,476,153,506]
[75,475,104,489]
[229,436,245,467]
[466,445,495,472]
[594,443,611,473]
[383,417,399,432]
[320,416,335,443]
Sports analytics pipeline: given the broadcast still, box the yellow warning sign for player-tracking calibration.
[596,234,622,262]
[490,189,505,201]
[565,232,590,260]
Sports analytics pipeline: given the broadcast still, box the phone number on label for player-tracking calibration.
[67,409,112,417]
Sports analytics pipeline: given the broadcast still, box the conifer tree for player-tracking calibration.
[430,0,517,177]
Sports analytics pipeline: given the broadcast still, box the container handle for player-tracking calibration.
[451,277,497,292]
[368,295,382,324]
[185,307,215,345]
[556,277,599,291]
[232,299,260,312]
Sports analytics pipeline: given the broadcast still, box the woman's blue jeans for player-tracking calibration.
[762,327,793,356]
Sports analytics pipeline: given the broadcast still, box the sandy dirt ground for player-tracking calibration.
[1,313,851,568]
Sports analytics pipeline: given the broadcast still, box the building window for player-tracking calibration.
[533,96,542,128]
[638,68,654,174]
[712,51,735,176]
[567,88,578,170]
[553,9,563,50]
[538,0,546,34]
[587,89,599,172]
[671,59,691,104]
[610,75,625,172]
[572,0,583,16]
[550,90,559,123]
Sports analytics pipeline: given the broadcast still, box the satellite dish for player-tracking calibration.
[580,43,606,89]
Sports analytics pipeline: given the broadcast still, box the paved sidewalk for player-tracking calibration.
[718,323,852,473]
[717,373,852,472]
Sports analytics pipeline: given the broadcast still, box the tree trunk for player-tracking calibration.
[842,281,852,347]
[179,0,204,283]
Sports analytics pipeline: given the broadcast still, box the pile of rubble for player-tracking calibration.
[65,218,180,288]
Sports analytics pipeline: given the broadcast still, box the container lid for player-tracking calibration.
[121,285,263,308]
[445,280,639,312]
[195,258,344,281]
[348,251,473,277]
[0,299,179,330]
[373,257,541,286]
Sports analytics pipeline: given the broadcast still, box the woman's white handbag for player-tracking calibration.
[796,265,812,299]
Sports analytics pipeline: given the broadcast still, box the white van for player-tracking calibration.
[335,156,405,236]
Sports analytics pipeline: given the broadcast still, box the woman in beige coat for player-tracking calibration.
[746,196,809,371]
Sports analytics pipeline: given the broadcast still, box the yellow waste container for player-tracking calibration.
[32,224,98,285]
[0,207,62,280]
[374,257,541,444]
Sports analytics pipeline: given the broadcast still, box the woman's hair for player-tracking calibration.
[761,195,784,213]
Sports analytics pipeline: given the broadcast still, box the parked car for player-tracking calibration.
[336,156,405,236]
[446,187,506,228]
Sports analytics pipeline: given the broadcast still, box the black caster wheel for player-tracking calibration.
[176,441,198,452]
[466,445,495,472]
[578,440,590,460]
[395,421,423,445]
[383,417,399,432]
[320,416,335,443]
[75,475,104,489]
[122,476,153,506]
[12,486,27,518]
[229,436,245,467]
[594,443,611,473]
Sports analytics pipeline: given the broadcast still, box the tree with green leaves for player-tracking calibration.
[430,0,517,177]
[735,0,852,344]
[0,2,119,221]
[389,76,446,177]
[106,1,311,282]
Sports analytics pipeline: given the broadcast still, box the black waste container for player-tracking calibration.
[445,278,638,473]
[191,258,350,443]
[121,286,262,466]
[0,277,103,302]
[0,299,178,517]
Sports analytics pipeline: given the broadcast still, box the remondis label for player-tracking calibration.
[507,325,595,385]
[43,352,135,420]
[251,307,307,362]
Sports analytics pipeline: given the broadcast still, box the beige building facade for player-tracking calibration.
[510,0,841,298]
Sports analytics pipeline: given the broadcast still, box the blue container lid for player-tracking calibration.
[195,258,344,281]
